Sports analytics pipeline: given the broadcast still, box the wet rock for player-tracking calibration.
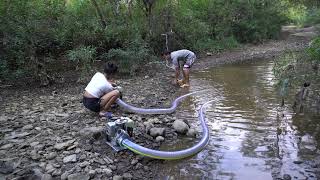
[283,174,292,180]
[186,128,197,137]
[123,172,133,179]
[63,154,77,163]
[293,160,303,164]
[155,136,165,142]
[113,175,123,180]
[173,120,189,134]
[180,168,188,176]
[54,140,75,150]
[149,128,165,137]
[67,173,90,180]
[131,159,138,165]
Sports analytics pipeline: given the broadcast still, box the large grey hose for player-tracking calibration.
[116,91,204,114]
[117,100,213,160]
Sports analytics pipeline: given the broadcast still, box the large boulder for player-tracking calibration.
[172,120,189,134]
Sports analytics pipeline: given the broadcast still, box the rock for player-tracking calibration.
[61,172,69,180]
[102,168,112,176]
[54,140,75,150]
[41,174,52,180]
[283,174,292,180]
[143,122,154,133]
[172,120,189,134]
[123,173,133,179]
[79,161,90,168]
[113,175,123,180]
[0,161,14,174]
[293,160,303,164]
[131,159,138,165]
[180,168,188,176]
[88,170,96,178]
[0,143,13,150]
[67,173,90,180]
[186,128,197,137]
[30,141,40,147]
[63,154,77,163]
[45,152,57,160]
[155,136,165,142]
[79,126,104,138]
[45,164,55,174]
[22,124,34,130]
[149,128,165,137]
[206,52,213,56]
[52,169,62,176]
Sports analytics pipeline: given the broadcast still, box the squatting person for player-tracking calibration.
[83,63,120,117]
[162,49,197,88]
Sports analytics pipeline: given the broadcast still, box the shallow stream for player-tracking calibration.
[156,60,320,180]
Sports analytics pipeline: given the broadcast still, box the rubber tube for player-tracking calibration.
[118,100,213,160]
[116,91,205,114]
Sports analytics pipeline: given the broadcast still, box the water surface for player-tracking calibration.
[156,60,320,180]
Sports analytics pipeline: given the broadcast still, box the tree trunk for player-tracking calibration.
[90,0,107,28]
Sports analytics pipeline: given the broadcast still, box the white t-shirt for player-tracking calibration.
[85,72,114,98]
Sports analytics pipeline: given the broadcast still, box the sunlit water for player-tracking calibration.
[155,60,320,180]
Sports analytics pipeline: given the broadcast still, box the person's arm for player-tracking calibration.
[175,67,180,82]
[172,56,180,83]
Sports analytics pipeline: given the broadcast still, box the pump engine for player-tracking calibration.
[105,117,134,151]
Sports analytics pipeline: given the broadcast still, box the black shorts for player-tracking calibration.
[83,96,101,112]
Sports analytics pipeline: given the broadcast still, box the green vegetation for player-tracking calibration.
[0,0,318,84]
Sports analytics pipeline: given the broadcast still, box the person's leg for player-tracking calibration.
[180,56,196,87]
[99,90,120,116]
[182,67,190,86]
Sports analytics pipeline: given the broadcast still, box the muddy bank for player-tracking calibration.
[0,28,318,179]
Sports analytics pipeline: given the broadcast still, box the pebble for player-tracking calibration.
[63,154,77,163]
[67,173,90,180]
[155,136,165,142]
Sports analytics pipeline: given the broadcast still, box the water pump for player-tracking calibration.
[105,117,135,151]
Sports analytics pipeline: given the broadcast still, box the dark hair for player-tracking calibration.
[162,50,171,56]
[104,63,118,75]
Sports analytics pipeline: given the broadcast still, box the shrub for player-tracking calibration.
[67,46,97,75]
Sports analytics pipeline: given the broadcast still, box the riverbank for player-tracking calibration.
[0,27,318,179]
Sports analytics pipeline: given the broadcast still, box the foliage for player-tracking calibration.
[307,37,320,62]
[0,0,315,83]
[67,46,96,75]
[103,39,152,74]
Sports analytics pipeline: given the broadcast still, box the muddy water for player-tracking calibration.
[156,60,320,180]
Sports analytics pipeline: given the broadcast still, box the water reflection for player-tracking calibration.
[155,60,320,180]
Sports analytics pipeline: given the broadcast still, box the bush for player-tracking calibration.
[103,39,152,75]
[67,46,97,75]
[307,37,320,62]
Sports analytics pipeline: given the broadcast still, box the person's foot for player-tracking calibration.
[99,111,112,118]
[177,79,185,86]
[180,83,190,88]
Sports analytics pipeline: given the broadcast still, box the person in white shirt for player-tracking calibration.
[83,63,120,117]
[162,49,196,88]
